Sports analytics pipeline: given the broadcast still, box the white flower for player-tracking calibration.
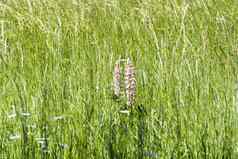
[9,134,21,140]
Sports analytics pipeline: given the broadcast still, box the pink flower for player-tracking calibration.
[125,58,136,106]
[113,61,121,97]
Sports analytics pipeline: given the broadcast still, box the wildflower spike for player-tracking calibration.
[125,58,136,106]
[113,60,121,97]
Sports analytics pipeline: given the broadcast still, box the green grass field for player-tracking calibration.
[0,0,238,158]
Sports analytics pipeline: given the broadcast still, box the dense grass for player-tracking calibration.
[0,0,238,158]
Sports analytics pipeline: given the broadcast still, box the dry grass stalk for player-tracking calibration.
[113,60,121,97]
[125,58,136,106]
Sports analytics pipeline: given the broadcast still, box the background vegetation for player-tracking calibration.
[0,0,238,158]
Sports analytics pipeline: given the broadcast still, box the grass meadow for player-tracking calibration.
[0,0,238,158]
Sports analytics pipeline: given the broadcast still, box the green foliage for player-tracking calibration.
[0,0,238,158]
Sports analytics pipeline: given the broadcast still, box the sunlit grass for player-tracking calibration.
[0,0,238,158]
